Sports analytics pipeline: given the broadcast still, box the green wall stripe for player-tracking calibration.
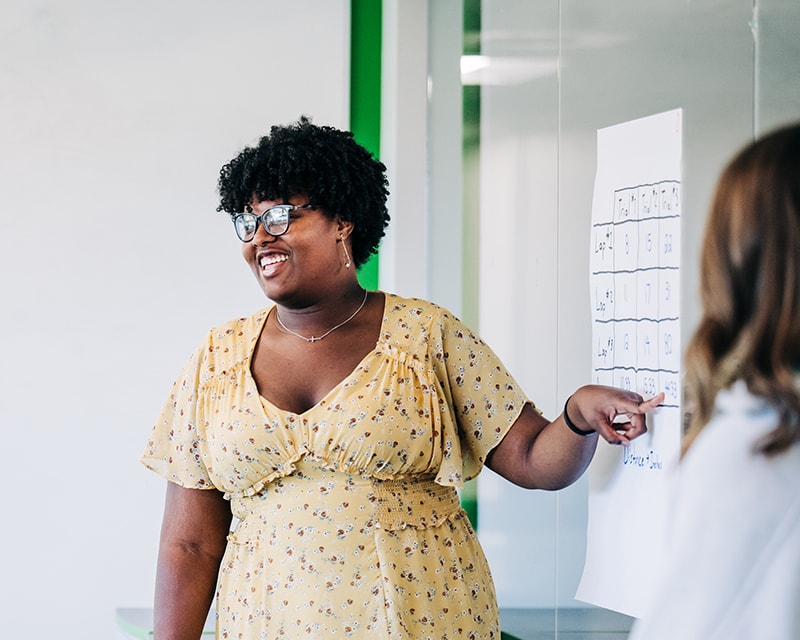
[350,0,382,290]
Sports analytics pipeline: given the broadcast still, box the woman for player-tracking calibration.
[629,123,800,640]
[142,117,662,640]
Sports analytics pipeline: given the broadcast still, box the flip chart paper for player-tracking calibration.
[575,108,683,618]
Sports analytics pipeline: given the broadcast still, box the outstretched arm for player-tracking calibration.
[154,482,233,640]
[486,385,663,490]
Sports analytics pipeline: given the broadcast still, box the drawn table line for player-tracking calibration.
[591,267,679,275]
[593,317,679,324]
[592,213,681,228]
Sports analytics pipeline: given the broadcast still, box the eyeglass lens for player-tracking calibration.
[232,205,292,242]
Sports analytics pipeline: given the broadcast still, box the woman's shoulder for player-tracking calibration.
[190,307,271,377]
[207,307,271,342]
[682,380,800,499]
[379,291,493,365]
[381,291,464,328]
[698,380,782,452]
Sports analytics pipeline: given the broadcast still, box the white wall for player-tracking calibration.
[0,1,349,637]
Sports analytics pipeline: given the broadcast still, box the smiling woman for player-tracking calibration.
[140,117,662,640]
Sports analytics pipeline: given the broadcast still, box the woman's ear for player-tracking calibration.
[336,218,354,239]
[335,218,355,269]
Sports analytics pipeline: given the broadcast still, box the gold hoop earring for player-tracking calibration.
[340,234,352,269]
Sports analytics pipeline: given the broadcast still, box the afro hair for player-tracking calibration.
[216,116,390,268]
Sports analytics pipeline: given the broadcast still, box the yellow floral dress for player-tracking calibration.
[141,293,532,640]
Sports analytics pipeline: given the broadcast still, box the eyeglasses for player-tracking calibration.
[230,204,316,242]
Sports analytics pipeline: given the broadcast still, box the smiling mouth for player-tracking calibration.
[259,254,288,269]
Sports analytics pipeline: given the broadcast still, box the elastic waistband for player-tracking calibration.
[372,477,462,531]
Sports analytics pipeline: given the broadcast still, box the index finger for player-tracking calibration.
[606,392,663,445]
[637,392,665,412]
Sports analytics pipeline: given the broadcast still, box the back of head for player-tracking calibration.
[216,116,390,268]
[684,122,800,455]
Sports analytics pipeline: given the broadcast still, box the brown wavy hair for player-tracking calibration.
[683,122,800,456]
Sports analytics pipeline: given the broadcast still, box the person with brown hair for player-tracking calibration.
[630,122,800,640]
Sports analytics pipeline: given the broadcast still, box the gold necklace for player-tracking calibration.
[275,290,369,343]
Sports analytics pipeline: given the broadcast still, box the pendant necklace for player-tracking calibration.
[275,289,369,343]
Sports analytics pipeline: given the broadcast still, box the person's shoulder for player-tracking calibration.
[382,291,457,323]
[380,292,481,354]
[207,307,271,341]
[683,380,799,490]
[699,380,780,451]
[191,307,271,373]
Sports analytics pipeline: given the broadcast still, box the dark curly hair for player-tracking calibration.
[216,116,390,268]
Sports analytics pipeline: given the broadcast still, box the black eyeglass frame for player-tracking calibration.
[230,203,317,242]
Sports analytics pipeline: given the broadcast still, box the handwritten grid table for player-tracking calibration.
[591,179,681,468]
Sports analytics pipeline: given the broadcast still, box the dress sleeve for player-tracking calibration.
[140,336,215,489]
[431,310,535,484]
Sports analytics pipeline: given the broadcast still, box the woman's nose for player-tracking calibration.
[252,220,278,244]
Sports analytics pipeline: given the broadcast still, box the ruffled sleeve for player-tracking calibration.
[140,335,215,489]
[428,307,533,485]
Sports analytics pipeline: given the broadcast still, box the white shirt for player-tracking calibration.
[628,380,800,640]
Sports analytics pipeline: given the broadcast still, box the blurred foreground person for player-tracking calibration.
[630,122,800,640]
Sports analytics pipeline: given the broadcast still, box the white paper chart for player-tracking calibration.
[576,109,683,618]
[591,180,681,407]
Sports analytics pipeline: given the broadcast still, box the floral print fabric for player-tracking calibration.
[141,293,532,639]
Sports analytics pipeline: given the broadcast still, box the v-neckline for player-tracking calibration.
[247,292,389,417]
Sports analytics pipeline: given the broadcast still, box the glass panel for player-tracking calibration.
[557,2,754,631]
[475,3,560,637]
[428,0,800,636]
[460,0,793,636]
[757,0,800,134]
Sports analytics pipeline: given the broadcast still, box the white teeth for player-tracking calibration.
[259,254,288,268]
